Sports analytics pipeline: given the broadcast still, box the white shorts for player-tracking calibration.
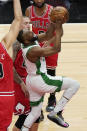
[26,73,63,106]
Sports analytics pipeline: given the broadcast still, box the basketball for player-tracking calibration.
[49,6,69,24]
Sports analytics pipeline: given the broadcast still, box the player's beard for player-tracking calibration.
[30,1,45,8]
[34,2,45,8]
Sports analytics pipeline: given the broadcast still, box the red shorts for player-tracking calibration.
[0,95,14,130]
[45,53,58,69]
[0,127,8,131]
[40,43,59,69]
[14,78,30,115]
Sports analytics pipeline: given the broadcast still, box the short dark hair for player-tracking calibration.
[17,30,24,43]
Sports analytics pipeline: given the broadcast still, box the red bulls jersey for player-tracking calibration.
[29,4,51,34]
[14,49,27,78]
[14,49,30,115]
[14,79,30,115]
[29,4,58,69]
[0,42,14,95]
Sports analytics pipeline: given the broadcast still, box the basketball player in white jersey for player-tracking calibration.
[12,17,41,131]
[25,0,58,112]
[16,21,80,130]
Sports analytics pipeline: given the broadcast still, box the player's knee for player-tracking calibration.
[70,80,80,95]
[73,80,80,92]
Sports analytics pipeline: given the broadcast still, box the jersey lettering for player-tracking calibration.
[32,20,49,29]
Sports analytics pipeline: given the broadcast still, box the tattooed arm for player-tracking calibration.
[12,40,22,84]
[12,41,29,97]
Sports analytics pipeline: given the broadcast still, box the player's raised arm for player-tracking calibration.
[37,22,55,42]
[2,0,22,50]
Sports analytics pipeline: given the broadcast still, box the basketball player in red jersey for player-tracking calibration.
[0,0,22,131]
[12,17,40,131]
[25,0,58,112]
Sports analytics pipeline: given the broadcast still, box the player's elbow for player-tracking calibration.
[58,47,61,52]
[45,32,54,41]
[54,46,61,53]
[14,16,22,27]
[15,15,22,21]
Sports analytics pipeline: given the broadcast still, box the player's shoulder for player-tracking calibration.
[25,6,32,17]
[46,4,53,14]
[26,5,33,12]
[13,40,21,50]
[46,3,53,9]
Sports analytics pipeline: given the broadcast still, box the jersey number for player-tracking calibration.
[0,63,4,78]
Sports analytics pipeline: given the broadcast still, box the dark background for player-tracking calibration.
[0,0,87,24]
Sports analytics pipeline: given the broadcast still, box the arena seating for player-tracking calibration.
[0,0,87,24]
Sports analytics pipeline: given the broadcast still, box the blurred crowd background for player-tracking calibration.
[0,0,87,24]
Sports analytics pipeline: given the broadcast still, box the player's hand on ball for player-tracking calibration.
[49,6,69,24]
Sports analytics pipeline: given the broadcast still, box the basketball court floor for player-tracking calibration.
[0,23,87,131]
